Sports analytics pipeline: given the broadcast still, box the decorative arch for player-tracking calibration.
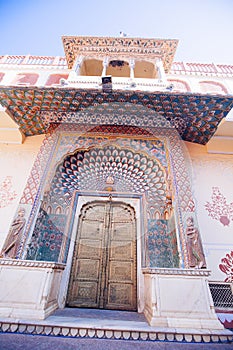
[80,58,103,76]
[134,60,156,79]
[26,137,179,268]
[106,59,130,77]
[4,112,203,270]
[46,142,168,216]
[199,81,228,94]
[168,79,191,92]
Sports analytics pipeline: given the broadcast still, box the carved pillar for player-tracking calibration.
[73,55,83,75]
[102,57,109,76]
[68,56,83,80]
[129,59,135,79]
[156,59,167,82]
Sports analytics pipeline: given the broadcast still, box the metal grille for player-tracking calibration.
[209,283,233,308]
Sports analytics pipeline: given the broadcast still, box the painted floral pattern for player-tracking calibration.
[26,209,66,262]
[219,251,233,282]
[0,176,17,208]
[205,187,233,226]
[147,219,179,268]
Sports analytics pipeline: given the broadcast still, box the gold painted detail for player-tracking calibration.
[67,200,137,311]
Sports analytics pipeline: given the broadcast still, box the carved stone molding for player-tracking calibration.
[142,267,211,277]
[0,258,65,270]
[0,319,232,343]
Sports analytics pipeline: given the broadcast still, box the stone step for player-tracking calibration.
[0,308,232,345]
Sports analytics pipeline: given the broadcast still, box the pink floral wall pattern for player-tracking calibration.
[219,251,233,282]
[205,187,233,226]
[0,176,17,208]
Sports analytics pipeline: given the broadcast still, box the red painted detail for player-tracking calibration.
[11,73,39,85]
[45,74,69,86]
[205,187,233,226]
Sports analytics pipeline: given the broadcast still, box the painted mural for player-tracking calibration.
[1,121,205,270]
[147,219,179,268]
[26,209,66,262]
[27,134,180,267]
[205,187,233,226]
[0,176,17,208]
[219,251,233,282]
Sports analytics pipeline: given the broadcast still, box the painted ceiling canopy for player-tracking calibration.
[0,86,233,145]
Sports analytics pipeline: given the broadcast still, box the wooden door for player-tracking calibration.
[67,200,137,311]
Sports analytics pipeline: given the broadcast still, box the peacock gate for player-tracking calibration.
[0,99,225,329]
[0,35,232,332]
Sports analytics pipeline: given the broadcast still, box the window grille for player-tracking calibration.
[209,283,233,308]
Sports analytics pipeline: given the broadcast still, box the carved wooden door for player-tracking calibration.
[67,200,137,311]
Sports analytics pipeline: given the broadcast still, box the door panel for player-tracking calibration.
[67,200,137,311]
[107,283,134,308]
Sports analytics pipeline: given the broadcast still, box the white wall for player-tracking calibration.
[185,141,233,281]
[0,135,44,250]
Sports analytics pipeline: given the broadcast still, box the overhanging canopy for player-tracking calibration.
[0,86,233,145]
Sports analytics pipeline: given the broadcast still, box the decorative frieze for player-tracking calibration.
[62,36,178,72]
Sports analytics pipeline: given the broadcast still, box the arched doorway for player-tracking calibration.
[26,140,179,271]
[67,200,137,311]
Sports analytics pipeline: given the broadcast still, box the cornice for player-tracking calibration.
[142,267,211,276]
[0,258,66,270]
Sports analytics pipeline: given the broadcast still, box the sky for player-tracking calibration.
[0,0,233,64]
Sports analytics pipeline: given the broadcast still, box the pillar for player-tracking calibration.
[156,59,167,82]
[68,56,83,81]
[129,59,135,80]
[73,55,83,75]
[102,57,109,76]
